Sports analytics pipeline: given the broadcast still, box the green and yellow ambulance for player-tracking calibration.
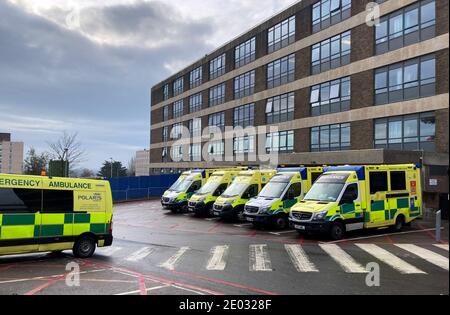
[212,170,277,220]
[289,165,422,240]
[0,174,113,258]
[188,170,243,216]
[161,168,244,213]
[243,167,323,229]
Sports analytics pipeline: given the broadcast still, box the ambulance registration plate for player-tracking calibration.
[294,225,306,230]
[246,218,255,222]
[213,211,220,216]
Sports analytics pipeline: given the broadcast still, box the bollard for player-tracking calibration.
[436,210,441,243]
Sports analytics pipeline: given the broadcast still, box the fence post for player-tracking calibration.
[436,210,441,243]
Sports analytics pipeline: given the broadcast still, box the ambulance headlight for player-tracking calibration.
[259,206,271,214]
[313,210,328,221]
[224,200,234,206]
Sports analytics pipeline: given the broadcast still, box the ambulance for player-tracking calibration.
[161,168,245,213]
[243,167,323,229]
[289,165,422,240]
[0,174,113,258]
[188,170,243,216]
[212,170,277,220]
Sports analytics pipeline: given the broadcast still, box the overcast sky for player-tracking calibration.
[0,0,298,171]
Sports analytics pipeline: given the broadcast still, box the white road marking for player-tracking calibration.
[356,244,426,274]
[205,218,220,221]
[269,230,297,236]
[115,285,170,296]
[159,247,190,270]
[98,247,122,257]
[395,244,449,271]
[285,245,319,273]
[434,244,449,251]
[125,247,154,262]
[234,223,253,228]
[319,244,367,273]
[249,245,272,272]
[206,245,229,271]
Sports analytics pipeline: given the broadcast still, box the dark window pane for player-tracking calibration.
[0,188,41,213]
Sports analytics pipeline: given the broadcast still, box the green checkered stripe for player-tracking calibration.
[0,213,110,240]
[366,198,420,223]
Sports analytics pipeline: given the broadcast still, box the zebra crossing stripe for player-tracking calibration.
[99,246,122,257]
[206,246,229,271]
[126,247,154,262]
[160,247,190,271]
[395,244,449,271]
[285,245,318,273]
[356,244,426,274]
[434,244,449,251]
[249,245,272,272]
[319,244,367,273]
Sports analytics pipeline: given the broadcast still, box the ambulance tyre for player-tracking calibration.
[329,221,345,241]
[392,215,405,232]
[73,235,96,258]
[274,214,289,230]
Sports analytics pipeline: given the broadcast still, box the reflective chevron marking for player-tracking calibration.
[356,244,426,274]
[319,244,367,273]
[396,244,449,271]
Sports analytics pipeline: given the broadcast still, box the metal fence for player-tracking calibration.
[108,175,179,203]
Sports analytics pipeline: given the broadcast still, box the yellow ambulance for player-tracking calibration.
[188,170,242,216]
[243,167,323,229]
[0,174,113,258]
[212,170,277,220]
[289,165,422,240]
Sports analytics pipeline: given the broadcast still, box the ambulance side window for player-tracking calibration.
[340,184,358,205]
[188,181,202,193]
[244,185,258,199]
[390,171,406,191]
[285,183,302,200]
[214,184,228,196]
[42,190,74,213]
[369,172,388,194]
[0,188,41,213]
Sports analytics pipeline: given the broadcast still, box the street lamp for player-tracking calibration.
[110,157,114,178]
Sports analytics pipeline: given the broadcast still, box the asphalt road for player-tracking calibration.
[0,200,448,295]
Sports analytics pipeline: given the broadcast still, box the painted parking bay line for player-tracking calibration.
[206,245,229,271]
[319,244,367,273]
[125,247,154,262]
[434,244,449,251]
[285,245,318,273]
[98,246,122,257]
[356,244,426,274]
[249,245,272,272]
[160,247,190,271]
[395,244,449,271]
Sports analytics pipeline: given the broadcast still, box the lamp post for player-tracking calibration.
[110,157,114,178]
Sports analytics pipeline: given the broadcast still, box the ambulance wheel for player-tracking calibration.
[274,215,288,230]
[73,235,96,258]
[329,221,345,241]
[393,215,405,232]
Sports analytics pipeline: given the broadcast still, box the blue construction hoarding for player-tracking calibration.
[107,175,179,202]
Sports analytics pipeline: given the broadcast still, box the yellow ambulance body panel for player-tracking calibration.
[289,164,422,240]
[0,174,113,258]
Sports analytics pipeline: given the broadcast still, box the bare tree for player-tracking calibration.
[47,131,86,169]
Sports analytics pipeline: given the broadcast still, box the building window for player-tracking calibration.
[312,31,351,75]
[171,123,183,140]
[208,112,225,132]
[234,136,255,154]
[311,123,351,152]
[234,71,255,99]
[208,141,225,157]
[235,37,256,68]
[189,144,202,162]
[162,126,169,142]
[173,100,184,118]
[266,92,295,124]
[267,54,295,89]
[189,93,202,113]
[375,54,435,105]
[375,0,436,55]
[266,130,294,153]
[375,112,436,151]
[209,84,226,107]
[173,77,184,96]
[210,54,226,80]
[234,104,255,128]
[268,16,296,53]
[310,76,351,116]
[162,147,169,162]
[163,106,169,121]
[163,84,169,101]
[188,118,202,138]
[190,66,203,89]
[172,145,183,161]
[312,0,352,33]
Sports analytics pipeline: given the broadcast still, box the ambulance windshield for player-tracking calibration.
[222,183,248,198]
[259,181,289,199]
[304,173,349,202]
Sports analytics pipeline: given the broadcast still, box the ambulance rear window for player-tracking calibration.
[370,172,388,194]
[390,171,406,191]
